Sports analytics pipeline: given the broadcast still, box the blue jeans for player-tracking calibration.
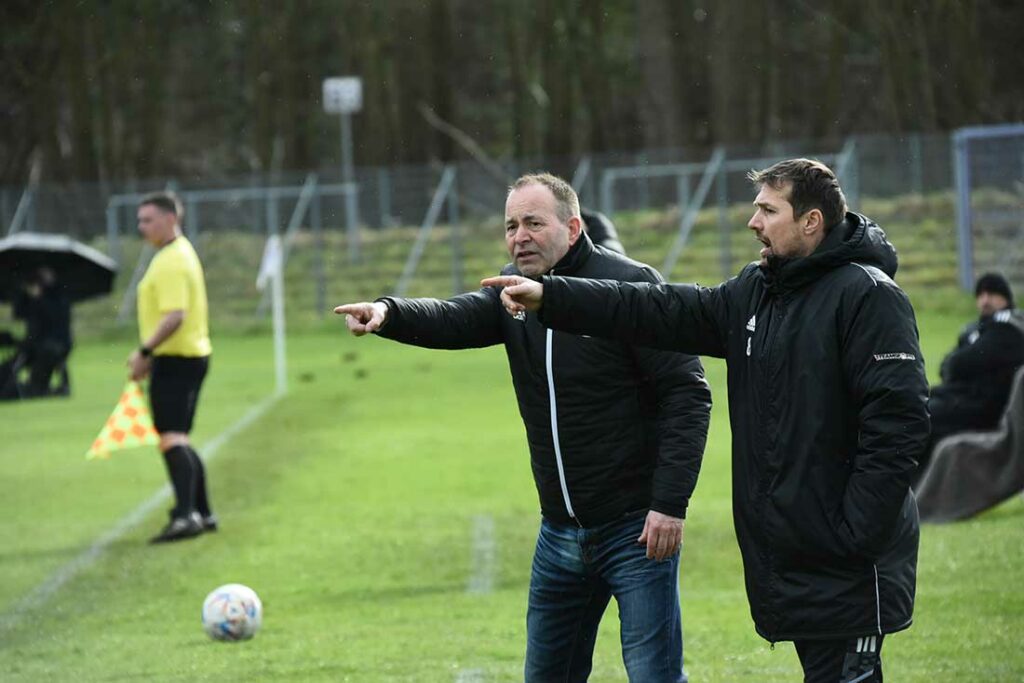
[524,512,686,683]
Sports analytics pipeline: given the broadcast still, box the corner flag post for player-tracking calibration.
[257,235,287,394]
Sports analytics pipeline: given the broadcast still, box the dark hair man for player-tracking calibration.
[335,173,711,682]
[922,272,1024,474]
[131,192,216,543]
[485,159,930,683]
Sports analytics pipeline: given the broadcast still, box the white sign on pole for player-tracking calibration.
[322,77,363,114]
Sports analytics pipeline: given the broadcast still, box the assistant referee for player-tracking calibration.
[128,192,215,543]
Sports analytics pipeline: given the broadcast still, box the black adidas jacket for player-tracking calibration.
[536,213,930,641]
[377,233,711,527]
[936,308,1024,422]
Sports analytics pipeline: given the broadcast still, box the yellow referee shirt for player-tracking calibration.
[137,237,212,357]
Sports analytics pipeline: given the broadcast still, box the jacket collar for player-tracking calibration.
[548,231,595,277]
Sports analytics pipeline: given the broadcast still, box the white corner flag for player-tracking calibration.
[257,235,287,394]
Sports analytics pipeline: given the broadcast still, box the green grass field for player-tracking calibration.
[0,307,1021,682]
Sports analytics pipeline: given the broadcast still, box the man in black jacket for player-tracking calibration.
[336,173,711,682]
[922,273,1024,473]
[486,159,930,683]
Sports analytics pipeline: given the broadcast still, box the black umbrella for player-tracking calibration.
[0,232,118,303]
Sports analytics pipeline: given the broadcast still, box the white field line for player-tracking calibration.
[0,390,285,635]
[466,514,496,595]
[454,669,485,682]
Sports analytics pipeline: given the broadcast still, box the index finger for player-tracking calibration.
[333,303,364,315]
[480,276,525,289]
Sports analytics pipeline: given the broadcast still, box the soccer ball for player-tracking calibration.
[201,583,263,641]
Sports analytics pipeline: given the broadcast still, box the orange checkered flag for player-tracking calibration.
[86,381,159,459]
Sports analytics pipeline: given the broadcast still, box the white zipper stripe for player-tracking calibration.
[545,329,576,519]
[873,564,882,634]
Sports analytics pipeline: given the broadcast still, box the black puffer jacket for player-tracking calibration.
[377,233,712,527]
[935,309,1024,422]
[537,213,930,641]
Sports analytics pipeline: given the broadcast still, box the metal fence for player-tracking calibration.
[3,128,1020,312]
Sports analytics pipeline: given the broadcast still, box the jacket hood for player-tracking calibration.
[763,212,898,293]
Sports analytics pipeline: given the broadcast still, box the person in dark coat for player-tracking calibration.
[922,273,1024,475]
[581,208,626,255]
[12,267,72,397]
[485,159,930,683]
[335,173,711,682]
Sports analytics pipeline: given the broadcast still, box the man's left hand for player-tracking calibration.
[637,510,684,561]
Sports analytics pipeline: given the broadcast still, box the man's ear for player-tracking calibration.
[803,208,824,236]
[567,215,583,244]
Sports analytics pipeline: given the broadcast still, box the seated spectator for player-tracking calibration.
[12,267,72,397]
[919,272,1024,480]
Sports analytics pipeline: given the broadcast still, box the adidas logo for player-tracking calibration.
[746,315,756,332]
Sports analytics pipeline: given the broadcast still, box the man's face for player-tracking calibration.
[748,182,818,267]
[504,183,581,277]
[976,291,1010,317]
[136,204,175,246]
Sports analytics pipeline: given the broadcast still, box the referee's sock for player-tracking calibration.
[162,445,197,517]
[187,446,213,518]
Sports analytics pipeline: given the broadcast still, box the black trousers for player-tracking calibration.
[794,634,884,683]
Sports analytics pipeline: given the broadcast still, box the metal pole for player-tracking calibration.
[449,169,463,295]
[909,133,923,196]
[717,168,731,281]
[341,112,360,263]
[186,196,199,244]
[271,251,287,394]
[378,167,391,227]
[106,201,120,264]
[312,186,325,316]
[952,130,974,291]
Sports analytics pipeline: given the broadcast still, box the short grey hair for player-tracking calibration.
[509,173,580,223]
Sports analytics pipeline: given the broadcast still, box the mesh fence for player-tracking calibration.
[0,128,1010,337]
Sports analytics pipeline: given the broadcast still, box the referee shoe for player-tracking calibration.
[150,512,204,544]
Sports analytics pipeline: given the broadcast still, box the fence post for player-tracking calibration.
[394,165,456,297]
[599,171,615,217]
[716,166,731,281]
[106,200,120,264]
[836,138,860,210]
[185,195,199,244]
[312,184,325,316]
[952,129,974,291]
[378,167,392,228]
[662,147,726,279]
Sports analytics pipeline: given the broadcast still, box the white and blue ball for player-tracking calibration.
[201,583,262,641]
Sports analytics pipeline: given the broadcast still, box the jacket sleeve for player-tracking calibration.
[539,275,732,358]
[376,288,504,349]
[942,322,1024,381]
[838,282,930,557]
[628,269,712,519]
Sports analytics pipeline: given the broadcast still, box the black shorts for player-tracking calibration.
[149,355,209,434]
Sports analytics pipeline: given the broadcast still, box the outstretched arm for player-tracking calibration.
[481,274,731,358]
[335,289,505,350]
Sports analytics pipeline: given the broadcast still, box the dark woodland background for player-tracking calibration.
[3,0,1022,185]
